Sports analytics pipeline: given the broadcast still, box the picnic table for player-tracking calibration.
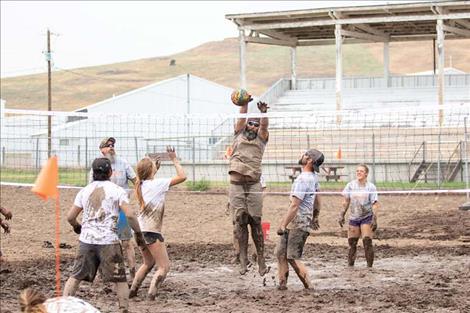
[285,165,346,183]
[285,165,302,183]
[321,166,346,182]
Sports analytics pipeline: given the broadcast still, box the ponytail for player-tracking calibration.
[134,178,145,210]
[19,288,47,313]
[134,158,156,211]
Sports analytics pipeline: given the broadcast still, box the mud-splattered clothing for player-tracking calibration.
[89,156,136,241]
[73,181,129,245]
[229,132,267,183]
[288,172,320,232]
[229,182,264,218]
[275,228,310,260]
[342,180,378,221]
[44,296,101,312]
[137,178,172,233]
[70,242,127,283]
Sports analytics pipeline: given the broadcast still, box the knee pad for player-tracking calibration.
[348,237,359,248]
[363,237,372,248]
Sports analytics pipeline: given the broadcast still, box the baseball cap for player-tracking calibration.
[305,149,324,172]
[92,157,112,174]
[99,137,116,149]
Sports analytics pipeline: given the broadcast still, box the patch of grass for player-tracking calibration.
[0,167,88,187]
[186,179,211,192]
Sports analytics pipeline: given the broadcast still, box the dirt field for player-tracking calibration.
[1,185,469,312]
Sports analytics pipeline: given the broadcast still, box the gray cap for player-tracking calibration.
[99,137,115,149]
[305,149,324,172]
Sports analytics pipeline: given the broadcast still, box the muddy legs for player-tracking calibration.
[288,259,311,289]
[250,220,268,276]
[348,237,359,266]
[235,222,249,275]
[363,237,374,268]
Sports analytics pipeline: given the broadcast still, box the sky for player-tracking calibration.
[1,0,425,78]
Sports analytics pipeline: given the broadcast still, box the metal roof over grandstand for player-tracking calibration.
[226,1,470,126]
[226,1,470,46]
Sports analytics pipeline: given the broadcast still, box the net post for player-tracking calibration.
[134,136,139,164]
[192,136,196,183]
[372,133,376,184]
[464,117,469,200]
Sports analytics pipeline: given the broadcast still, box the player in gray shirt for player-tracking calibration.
[338,164,380,267]
[89,137,137,282]
[275,149,323,290]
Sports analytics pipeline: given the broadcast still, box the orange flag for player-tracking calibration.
[32,156,59,200]
[32,156,61,296]
[336,146,342,160]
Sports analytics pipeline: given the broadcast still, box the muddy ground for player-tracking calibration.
[1,185,469,312]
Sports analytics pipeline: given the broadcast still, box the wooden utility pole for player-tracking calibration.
[47,29,52,157]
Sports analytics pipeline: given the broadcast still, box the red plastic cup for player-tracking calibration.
[261,222,270,240]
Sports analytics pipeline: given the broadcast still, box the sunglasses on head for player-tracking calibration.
[247,121,260,127]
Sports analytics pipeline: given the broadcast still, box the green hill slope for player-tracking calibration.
[1,38,469,111]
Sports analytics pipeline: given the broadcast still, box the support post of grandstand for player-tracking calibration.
[437,130,442,189]
[290,46,297,90]
[335,23,343,125]
[239,29,247,89]
[383,42,390,87]
[436,19,445,126]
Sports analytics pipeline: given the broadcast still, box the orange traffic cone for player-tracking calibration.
[336,146,342,160]
[32,156,59,200]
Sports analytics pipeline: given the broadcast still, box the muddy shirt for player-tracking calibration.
[89,156,136,189]
[74,181,129,245]
[229,131,267,182]
[44,296,101,312]
[342,180,378,221]
[288,172,320,232]
[137,178,172,233]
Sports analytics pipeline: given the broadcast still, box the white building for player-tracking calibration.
[2,74,243,168]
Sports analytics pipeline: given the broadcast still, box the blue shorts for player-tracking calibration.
[117,211,132,241]
[349,214,373,227]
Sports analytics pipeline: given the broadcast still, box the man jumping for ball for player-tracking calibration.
[228,91,270,276]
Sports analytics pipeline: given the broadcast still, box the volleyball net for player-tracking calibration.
[1,104,469,193]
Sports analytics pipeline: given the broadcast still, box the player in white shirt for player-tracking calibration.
[63,158,146,313]
[129,146,187,300]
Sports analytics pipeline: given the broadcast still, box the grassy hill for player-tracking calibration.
[1,37,469,111]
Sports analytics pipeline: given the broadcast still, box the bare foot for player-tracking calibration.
[129,289,137,298]
[258,265,270,277]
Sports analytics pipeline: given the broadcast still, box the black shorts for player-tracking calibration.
[143,231,164,245]
[275,228,309,260]
[70,242,127,283]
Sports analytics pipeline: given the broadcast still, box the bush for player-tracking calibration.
[186,179,210,192]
